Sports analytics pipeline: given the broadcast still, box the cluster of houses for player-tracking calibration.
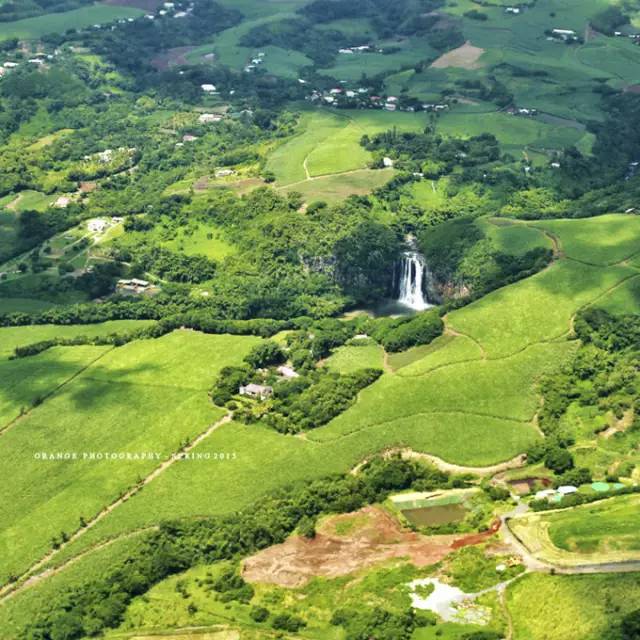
[338,45,373,54]
[87,216,122,233]
[547,28,580,43]
[82,147,135,164]
[244,51,265,73]
[613,31,640,41]
[0,53,52,78]
[507,106,538,117]
[307,87,449,113]
[504,7,522,15]
[239,365,300,400]
[144,1,194,20]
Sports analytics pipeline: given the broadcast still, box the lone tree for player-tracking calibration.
[244,341,286,368]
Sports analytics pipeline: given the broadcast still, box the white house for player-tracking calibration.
[201,83,217,93]
[239,383,273,399]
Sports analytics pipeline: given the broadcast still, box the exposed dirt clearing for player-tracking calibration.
[431,42,485,70]
[242,506,499,588]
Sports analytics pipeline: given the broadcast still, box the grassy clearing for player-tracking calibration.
[321,37,436,81]
[479,218,553,255]
[546,494,640,554]
[0,331,261,584]
[159,224,237,260]
[536,214,640,265]
[0,3,144,40]
[281,168,395,203]
[508,572,640,640]
[4,190,57,212]
[323,342,385,373]
[267,109,428,185]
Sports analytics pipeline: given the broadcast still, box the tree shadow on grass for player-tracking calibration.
[0,346,161,430]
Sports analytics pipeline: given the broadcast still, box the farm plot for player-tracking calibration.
[535,214,640,266]
[436,111,588,155]
[0,345,111,430]
[0,3,144,40]
[546,494,640,555]
[266,110,429,186]
[507,573,640,640]
[0,331,262,584]
[448,260,635,358]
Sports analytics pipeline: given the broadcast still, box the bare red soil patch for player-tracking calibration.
[242,506,500,588]
[103,0,164,10]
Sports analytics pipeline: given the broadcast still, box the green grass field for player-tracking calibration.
[280,168,395,203]
[323,342,385,373]
[0,297,58,315]
[160,224,237,260]
[508,572,640,640]
[0,330,261,584]
[535,214,640,266]
[436,111,590,154]
[0,3,144,40]
[546,495,640,554]
[267,110,429,185]
[0,320,155,360]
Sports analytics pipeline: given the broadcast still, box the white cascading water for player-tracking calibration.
[397,251,432,310]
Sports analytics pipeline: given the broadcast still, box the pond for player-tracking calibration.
[402,502,467,527]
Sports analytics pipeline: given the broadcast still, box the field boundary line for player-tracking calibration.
[0,413,232,602]
[351,448,527,477]
[0,345,115,437]
[3,526,157,601]
[308,408,533,448]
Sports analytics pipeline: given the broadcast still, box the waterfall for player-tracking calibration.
[396,250,433,310]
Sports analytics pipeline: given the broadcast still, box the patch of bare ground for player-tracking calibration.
[103,0,164,10]
[602,409,635,439]
[151,46,195,71]
[79,181,97,193]
[242,506,500,588]
[193,176,210,192]
[431,41,485,70]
